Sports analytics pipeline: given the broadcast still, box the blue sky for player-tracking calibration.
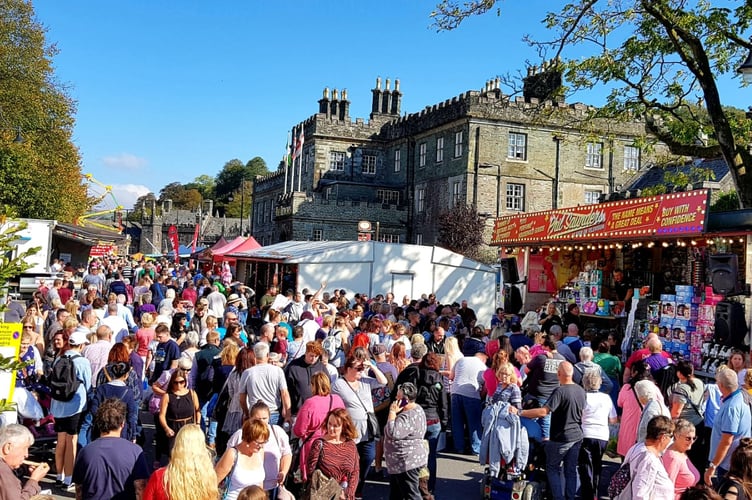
[33,0,750,210]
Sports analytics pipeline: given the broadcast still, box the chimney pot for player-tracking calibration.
[332,88,339,100]
[342,88,348,100]
[323,87,330,99]
[395,79,400,92]
[376,77,381,90]
[385,78,391,91]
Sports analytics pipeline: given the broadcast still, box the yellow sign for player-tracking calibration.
[0,323,23,405]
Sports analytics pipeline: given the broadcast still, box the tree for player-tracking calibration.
[131,192,157,221]
[215,159,246,202]
[158,182,203,209]
[184,174,216,201]
[437,204,485,259]
[431,1,752,206]
[246,156,269,179]
[0,0,88,220]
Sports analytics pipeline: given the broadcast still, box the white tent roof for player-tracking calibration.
[229,240,493,271]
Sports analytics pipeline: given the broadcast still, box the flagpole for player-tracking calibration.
[297,127,304,192]
[290,126,297,193]
[283,131,290,195]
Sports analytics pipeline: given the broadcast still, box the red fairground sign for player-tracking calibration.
[89,245,116,258]
[491,190,709,245]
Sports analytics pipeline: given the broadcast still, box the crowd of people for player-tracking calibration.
[3,256,752,500]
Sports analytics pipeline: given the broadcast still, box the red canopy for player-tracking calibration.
[223,236,261,255]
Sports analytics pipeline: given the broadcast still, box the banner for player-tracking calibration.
[191,223,200,253]
[168,225,179,263]
[0,323,22,404]
[89,244,116,259]
[492,190,709,245]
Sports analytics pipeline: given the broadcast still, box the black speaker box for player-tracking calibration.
[714,301,747,348]
[708,253,740,295]
[500,257,519,284]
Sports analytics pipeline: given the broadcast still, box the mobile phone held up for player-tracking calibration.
[399,398,408,408]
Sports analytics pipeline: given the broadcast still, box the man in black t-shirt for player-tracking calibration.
[518,362,586,500]
[613,269,634,303]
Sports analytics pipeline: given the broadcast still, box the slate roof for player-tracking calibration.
[627,157,730,191]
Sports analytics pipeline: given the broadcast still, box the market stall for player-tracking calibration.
[491,189,751,370]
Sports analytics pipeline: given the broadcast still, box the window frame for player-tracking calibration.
[624,145,640,171]
[585,142,603,169]
[362,154,377,175]
[436,137,444,163]
[329,151,346,171]
[312,229,323,241]
[394,149,401,172]
[419,142,427,168]
[417,188,426,213]
[584,190,602,205]
[377,189,399,205]
[452,181,462,207]
[508,132,528,161]
[506,183,525,211]
[454,131,463,158]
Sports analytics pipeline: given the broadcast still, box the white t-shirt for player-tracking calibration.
[227,423,292,490]
[385,335,411,357]
[581,391,617,441]
[450,356,487,399]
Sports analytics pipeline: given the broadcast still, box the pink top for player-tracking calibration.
[482,367,522,398]
[662,449,700,499]
[136,327,155,357]
[529,344,546,358]
[617,383,642,456]
[292,394,345,480]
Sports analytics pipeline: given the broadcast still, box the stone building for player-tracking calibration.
[252,68,670,248]
[136,199,245,254]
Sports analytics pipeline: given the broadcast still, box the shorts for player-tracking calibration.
[54,412,83,435]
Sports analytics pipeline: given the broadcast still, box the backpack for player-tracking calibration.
[48,353,82,402]
[109,280,127,296]
[322,330,342,360]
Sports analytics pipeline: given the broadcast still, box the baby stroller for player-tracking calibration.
[480,400,546,500]
[15,386,57,460]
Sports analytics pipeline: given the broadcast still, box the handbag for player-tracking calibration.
[303,439,343,500]
[219,447,239,500]
[608,446,635,499]
[347,381,381,440]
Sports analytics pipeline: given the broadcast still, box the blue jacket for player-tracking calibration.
[89,381,139,441]
[480,401,529,477]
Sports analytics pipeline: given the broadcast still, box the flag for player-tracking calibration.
[291,129,298,162]
[191,223,200,253]
[294,126,304,160]
[284,132,291,169]
[168,225,179,264]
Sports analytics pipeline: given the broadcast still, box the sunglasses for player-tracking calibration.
[680,435,697,442]
[175,379,186,385]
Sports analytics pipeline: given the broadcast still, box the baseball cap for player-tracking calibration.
[69,327,91,346]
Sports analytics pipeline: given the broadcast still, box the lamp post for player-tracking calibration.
[738,40,752,84]
[478,163,502,217]
[240,177,245,236]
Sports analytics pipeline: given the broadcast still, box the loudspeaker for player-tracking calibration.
[709,253,740,295]
[500,257,520,284]
[714,301,747,348]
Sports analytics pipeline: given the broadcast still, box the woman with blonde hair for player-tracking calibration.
[143,424,218,500]
[440,336,463,378]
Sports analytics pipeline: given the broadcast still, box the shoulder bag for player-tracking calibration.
[347,380,381,440]
[219,447,239,500]
[303,439,343,500]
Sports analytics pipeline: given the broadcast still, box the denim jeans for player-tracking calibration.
[356,439,376,496]
[544,439,582,500]
[424,422,442,491]
[200,400,217,446]
[450,394,482,454]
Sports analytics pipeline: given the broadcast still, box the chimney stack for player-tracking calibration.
[390,78,402,115]
[371,76,383,116]
[340,88,350,120]
[382,78,392,114]
[331,88,340,120]
[318,87,331,118]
